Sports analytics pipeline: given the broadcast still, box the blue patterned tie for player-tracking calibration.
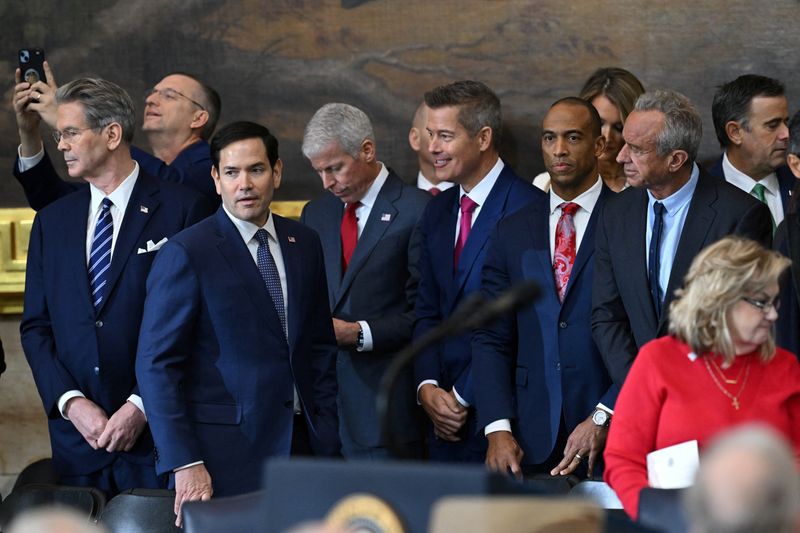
[255,229,287,336]
[88,198,114,311]
[648,201,666,320]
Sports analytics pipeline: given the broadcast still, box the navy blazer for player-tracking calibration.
[707,155,796,215]
[20,155,212,477]
[301,170,429,448]
[473,185,618,464]
[413,165,545,406]
[774,214,800,359]
[15,141,217,210]
[591,167,773,385]
[136,208,340,497]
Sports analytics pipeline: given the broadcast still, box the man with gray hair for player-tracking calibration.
[592,89,771,386]
[300,103,429,458]
[17,77,211,495]
[686,425,800,533]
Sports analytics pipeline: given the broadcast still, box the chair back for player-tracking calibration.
[637,488,688,533]
[99,489,179,533]
[0,483,105,529]
[182,490,265,533]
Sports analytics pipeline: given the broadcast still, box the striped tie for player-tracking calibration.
[88,198,113,311]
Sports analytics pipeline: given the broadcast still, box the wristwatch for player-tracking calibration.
[592,408,611,428]
[356,325,365,350]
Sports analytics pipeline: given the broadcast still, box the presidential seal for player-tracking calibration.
[325,493,405,533]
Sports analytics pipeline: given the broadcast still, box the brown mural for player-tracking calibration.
[2,0,799,207]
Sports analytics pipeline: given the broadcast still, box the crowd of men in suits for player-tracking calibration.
[7,62,795,522]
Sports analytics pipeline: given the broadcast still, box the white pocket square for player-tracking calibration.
[138,238,168,254]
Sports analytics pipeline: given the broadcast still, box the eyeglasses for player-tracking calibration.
[741,296,781,314]
[146,87,206,111]
[52,127,98,144]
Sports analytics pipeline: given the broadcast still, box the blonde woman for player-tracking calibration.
[604,236,800,519]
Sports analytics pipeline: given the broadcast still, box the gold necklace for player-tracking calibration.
[703,356,751,410]
[708,356,746,385]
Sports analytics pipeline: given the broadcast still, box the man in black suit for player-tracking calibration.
[709,75,793,229]
[592,90,772,385]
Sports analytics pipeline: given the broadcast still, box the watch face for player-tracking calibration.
[592,410,608,426]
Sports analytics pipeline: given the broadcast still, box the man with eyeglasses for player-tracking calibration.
[18,77,212,496]
[12,63,221,207]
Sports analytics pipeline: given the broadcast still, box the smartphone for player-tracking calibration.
[18,48,46,85]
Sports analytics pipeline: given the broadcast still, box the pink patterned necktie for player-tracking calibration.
[454,195,478,268]
[553,202,579,302]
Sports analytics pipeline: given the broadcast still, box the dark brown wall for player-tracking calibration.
[2,0,799,206]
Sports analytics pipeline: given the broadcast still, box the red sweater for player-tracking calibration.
[604,335,800,519]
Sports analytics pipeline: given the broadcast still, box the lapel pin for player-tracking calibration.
[381,213,391,222]
[140,205,149,213]
[287,236,296,243]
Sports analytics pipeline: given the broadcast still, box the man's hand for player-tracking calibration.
[96,401,147,453]
[65,397,109,449]
[486,431,524,479]
[25,61,59,129]
[332,318,360,347]
[174,464,213,527]
[550,415,609,477]
[418,384,467,440]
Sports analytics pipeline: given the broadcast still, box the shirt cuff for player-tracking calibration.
[174,461,204,473]
[127,394,146,419]
[597,403,614,416]
[17,145,44,172]
[452,386,470,407]
[416,380,439,404]
[58,390,86,420]
[485,419,512,436]
[356,320,373,352]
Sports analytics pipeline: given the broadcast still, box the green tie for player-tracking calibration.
[751,183,776,233]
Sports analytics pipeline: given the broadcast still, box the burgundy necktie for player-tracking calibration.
[553,202,579,302]
[454,195,478,268]
[429,186,441,197]
[340,201,360,271]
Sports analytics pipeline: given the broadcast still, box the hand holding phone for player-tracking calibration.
[18,48,47,85]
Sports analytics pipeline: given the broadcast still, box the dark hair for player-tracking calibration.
[424,80,502,149]
[788,109,800,156]
[168,71,222,140]
[549,96,602,137]
[210,121,279,169]
[579,67,645,123]
[711,74,785,148]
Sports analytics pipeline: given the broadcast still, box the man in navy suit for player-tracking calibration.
[592,90,772,387]
[300,103,429,459]
[19,78,212,495]
[473,98,617,478]
[136,121,339,525]
[13,66,221,207]
[709,74,793,229]
[414,80,545,462]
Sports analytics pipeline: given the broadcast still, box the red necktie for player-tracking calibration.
[429,186,441,196]
[454,195,478,268]
[553,202,579,302]
[341,201,360,271]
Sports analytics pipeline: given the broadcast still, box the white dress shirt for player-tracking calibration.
[417,172,455,193]
[722,152,784,226]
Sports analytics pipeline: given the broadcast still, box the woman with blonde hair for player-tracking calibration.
[604,236,800,519]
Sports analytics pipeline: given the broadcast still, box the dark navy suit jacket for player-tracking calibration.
[135,208,340,497]
[15,141,217,210]
[707,155,795,214]
[591,167,772,385]
[20,154,212,476]
[300,170,429,448]
[413,165,545,407]
[473,185,618,464]
[774,213,800,359]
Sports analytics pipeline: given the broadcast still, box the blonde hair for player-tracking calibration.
[579,67,645,123]
[668,237,789,364]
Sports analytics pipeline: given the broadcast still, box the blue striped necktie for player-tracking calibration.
[255,229,287,337]
[89,198,114,311]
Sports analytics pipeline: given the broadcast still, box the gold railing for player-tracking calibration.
[0,201,308,315]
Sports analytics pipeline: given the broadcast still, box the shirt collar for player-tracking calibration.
[647,162,700,215]
[459,158,505,206]
[89,161,140,215]
[354,162,388,211]
[549,176,603,215]
[722,151,779,195]
[223,204,277,245]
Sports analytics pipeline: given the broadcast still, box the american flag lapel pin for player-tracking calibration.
[287,236,296,243]
[381,213,391,222]
[140,205,149,213]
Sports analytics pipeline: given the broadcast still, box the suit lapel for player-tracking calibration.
[97,174,160,315]
[66,191,96,317]
[274,215,302,353]
[214,210,287,341]
[626,189,659,331]
[320,198,344,308]
[525,199,559,302]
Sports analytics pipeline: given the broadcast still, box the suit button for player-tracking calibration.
[93,366,100,375]
[95,320,103,328]
[283,400,293,408]
[556,362,561,370]
[559,321,567,329]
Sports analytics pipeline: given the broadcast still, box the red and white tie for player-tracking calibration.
[553,202,579,302]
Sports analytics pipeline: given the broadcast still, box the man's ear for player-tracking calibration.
[190,110,209,132]
[787,153,800,179]
[725,120,745,147]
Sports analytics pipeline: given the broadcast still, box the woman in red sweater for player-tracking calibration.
[604,237,800,519]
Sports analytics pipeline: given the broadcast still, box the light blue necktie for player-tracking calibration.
[88,198,113,311]
[255,229,286,336]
